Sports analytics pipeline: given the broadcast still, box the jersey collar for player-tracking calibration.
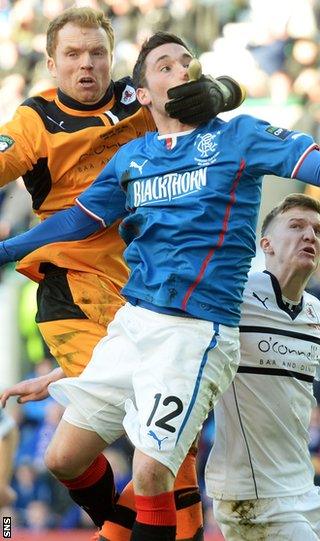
[57,83,114,111]
[263,270,303,320]
[157,128,195,150]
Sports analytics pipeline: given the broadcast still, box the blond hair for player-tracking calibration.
[261,193,320,236]
[46,7,114,58]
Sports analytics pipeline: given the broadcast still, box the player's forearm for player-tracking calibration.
[0,205,101,264]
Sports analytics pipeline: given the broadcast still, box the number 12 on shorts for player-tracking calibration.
[146,393,184,433]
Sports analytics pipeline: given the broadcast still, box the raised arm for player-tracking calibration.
[0,154,127,266]
[0,206,101,265]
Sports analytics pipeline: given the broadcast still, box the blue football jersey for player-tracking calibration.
[77,114,317,326]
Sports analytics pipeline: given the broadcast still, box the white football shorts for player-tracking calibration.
[213,487,320,540]
[49,302,240,474]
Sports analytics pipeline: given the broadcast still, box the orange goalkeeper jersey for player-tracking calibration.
[0,78,155,323]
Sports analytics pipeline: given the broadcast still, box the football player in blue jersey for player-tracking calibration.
[0,11,246,540]
[1,31,320,541]
[206,193,320,540]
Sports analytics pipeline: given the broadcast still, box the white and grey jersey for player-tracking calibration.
[205,271,320,500]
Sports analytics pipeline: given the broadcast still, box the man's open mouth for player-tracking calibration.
[302,246,315,256]
[79,77,95,85]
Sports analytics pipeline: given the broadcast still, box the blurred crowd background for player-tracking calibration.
[0,0,320,537]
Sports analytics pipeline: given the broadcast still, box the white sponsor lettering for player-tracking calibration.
[133,167,207,207]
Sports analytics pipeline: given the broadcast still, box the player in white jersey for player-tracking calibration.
[205,193,320,541]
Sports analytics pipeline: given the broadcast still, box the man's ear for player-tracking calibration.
[136,87,150,106]
[260,235,274,255]
[47,57,57,78]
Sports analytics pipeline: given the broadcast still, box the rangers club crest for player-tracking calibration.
[194,132,220,166]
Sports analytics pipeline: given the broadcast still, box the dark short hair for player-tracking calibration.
[46,7,114,58]
[261,193,320,236]
[132,31,192,89]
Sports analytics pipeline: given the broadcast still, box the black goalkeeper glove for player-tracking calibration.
[165,75,246,125]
